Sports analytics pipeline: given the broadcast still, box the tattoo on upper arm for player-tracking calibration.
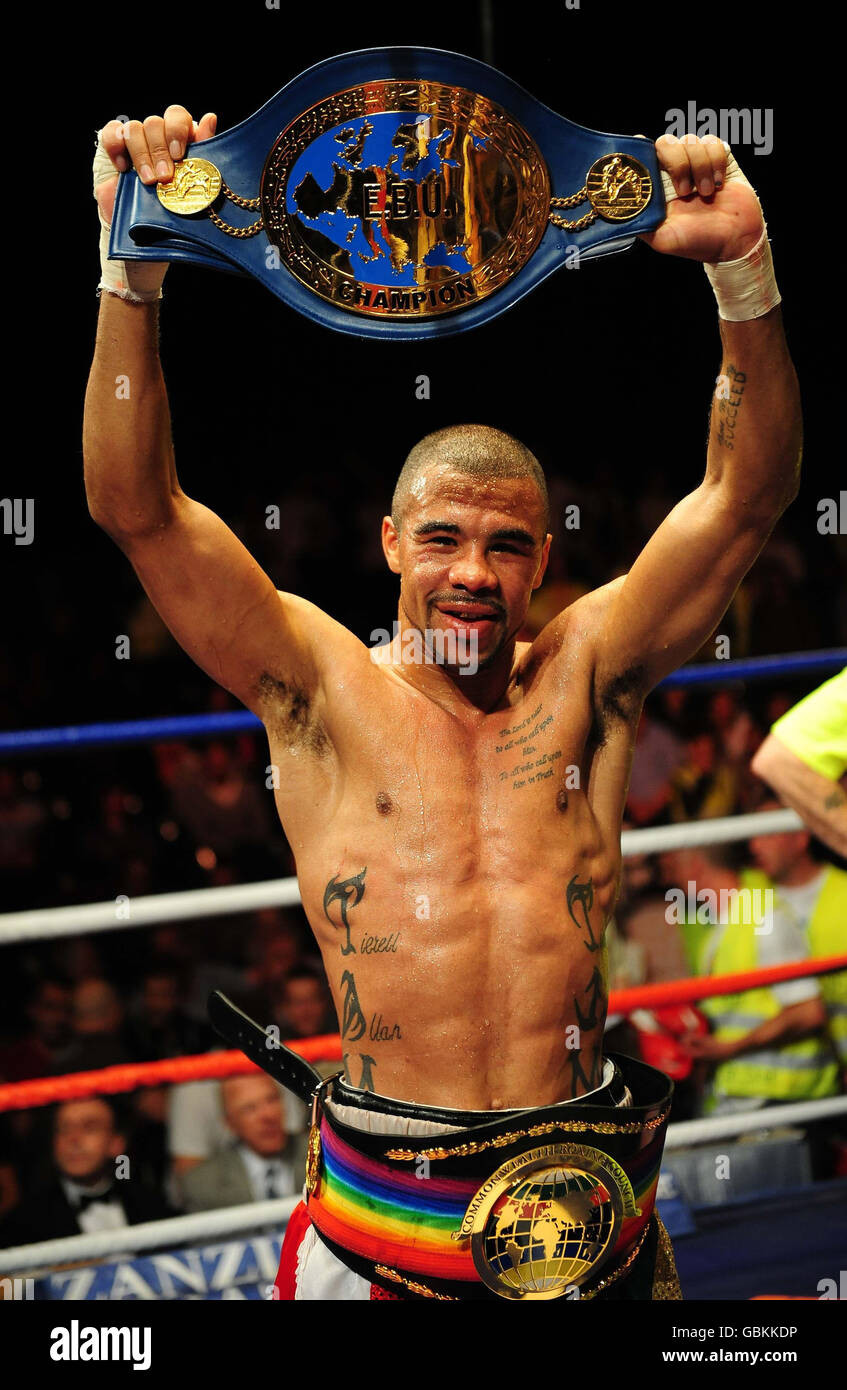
[824,787,846,810]
[323,867,367,955]
[714,363,746,452]
[566,875,602,952]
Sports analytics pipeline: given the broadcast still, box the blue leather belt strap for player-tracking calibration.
[110,46,665,337]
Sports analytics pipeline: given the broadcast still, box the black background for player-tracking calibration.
[5,0,840,737]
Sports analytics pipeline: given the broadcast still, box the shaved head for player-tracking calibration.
[391,424,550,536]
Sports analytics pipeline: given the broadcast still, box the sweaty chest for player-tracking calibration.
[339,696,597,870]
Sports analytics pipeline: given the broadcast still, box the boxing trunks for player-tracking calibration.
[208,992,681,1302]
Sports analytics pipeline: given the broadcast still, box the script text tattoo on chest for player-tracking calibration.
[494,702,563,791]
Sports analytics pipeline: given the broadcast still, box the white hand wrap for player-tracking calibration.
[94,127,168,303]
[661,143,781,321]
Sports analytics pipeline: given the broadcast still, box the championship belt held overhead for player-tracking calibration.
[109,47,665,338]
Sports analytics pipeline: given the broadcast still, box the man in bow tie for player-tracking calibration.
[0,1097,175,1246]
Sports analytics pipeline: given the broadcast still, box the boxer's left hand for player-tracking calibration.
[638,133,764,263]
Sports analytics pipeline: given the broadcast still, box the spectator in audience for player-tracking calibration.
[274,966,334,1040]
[0,767,47,906]
[168,740,275,871]
[748,798,847,1077]
[670,726,737,823]
[0,976,74,1082]
[125,964,210,1061]
[168,1072,306,1180]
[661,844,839,1113]
[616,831,690,982]
[65,978,132,1072]
[0,1097,176,1245]
[179,1075,305,1212]
[241,916,302,1022]
[626,706,684,826]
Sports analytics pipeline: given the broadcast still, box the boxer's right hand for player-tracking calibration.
[95,107,218,227]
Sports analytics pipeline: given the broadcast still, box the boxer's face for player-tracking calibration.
[382,465,551,672]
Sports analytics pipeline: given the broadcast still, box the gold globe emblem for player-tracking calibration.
[454,1144,639,1300]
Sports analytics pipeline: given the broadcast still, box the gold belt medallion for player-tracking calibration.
[156,157,222,214]
[586,153,652,222]
[453,1142,641,1301]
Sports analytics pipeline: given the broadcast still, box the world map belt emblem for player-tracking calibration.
[452,1142,641,1300]
[112,48,664,337]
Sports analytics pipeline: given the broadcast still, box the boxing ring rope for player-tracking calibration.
[2,957,845,1115]
[0,1196,300,1276]
[0,808,811,944]
[0,649,844,756]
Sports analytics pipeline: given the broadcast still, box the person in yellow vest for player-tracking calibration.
[748,800,847,1078]
[661,844,839,1112]
[752,669,847,859]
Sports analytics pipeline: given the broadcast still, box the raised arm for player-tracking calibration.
[83,109,324,719]
[594,136,802,701]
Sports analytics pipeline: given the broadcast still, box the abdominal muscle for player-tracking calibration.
[302,843,619,1111]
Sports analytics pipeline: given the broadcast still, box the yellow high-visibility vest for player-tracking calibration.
[805,866,847,1069]
[700,871,839,1102]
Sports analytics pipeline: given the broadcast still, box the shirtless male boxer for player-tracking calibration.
[84,108,800,1300]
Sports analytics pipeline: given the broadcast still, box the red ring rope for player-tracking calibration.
[1,957,845,1112]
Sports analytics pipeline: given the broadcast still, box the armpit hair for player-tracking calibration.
[257,672,330,757]
[590,663,647,747]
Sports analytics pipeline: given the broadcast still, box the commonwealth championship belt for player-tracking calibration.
[109,46,665,339]
[208,993,675,1301]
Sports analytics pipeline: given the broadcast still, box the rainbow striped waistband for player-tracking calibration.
[307,1093,669,1287]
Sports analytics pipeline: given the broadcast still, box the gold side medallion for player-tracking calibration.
[260,80,551,319]
[157,157,223,215]
[586,153,652,222]
[453,1143,640,1300]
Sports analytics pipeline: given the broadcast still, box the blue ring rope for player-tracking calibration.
[1,649,843,755]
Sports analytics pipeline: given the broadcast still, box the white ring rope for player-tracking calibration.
[0,808,805,944]
[0,1195,299,1275]
[663,1094,847,1149]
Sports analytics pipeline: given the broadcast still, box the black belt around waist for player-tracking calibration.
[208,992,677,1301]
[309,1054,672,1301]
